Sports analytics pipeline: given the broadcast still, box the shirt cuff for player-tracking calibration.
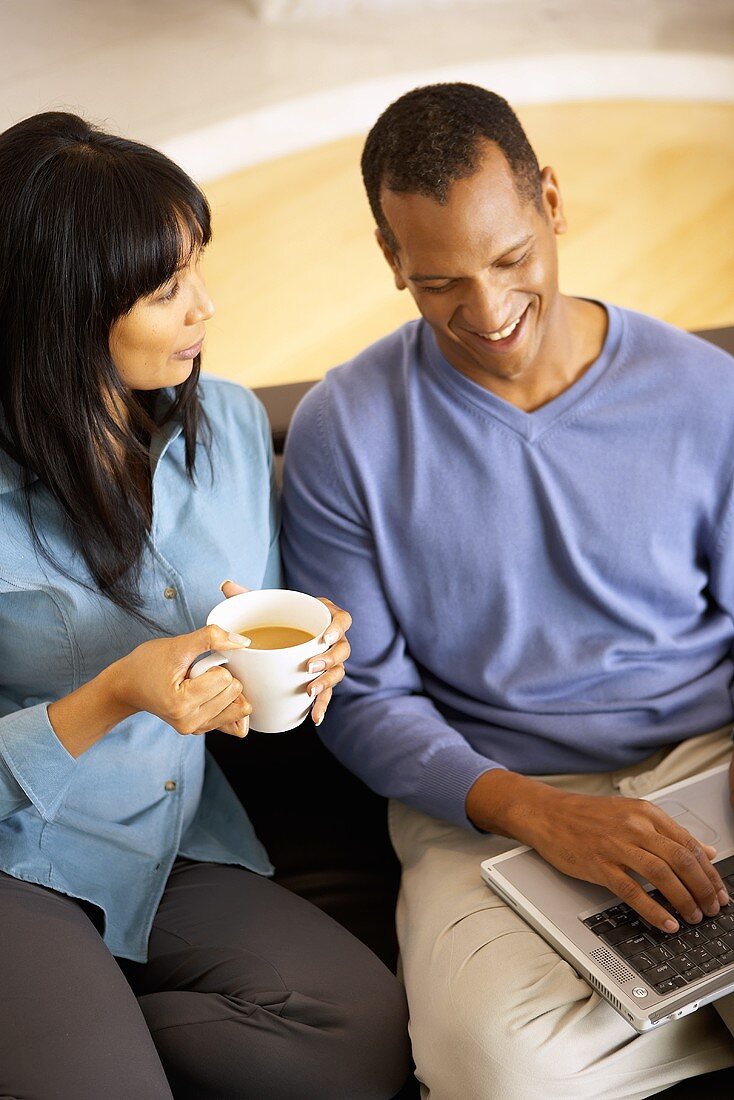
[0,702,77,821]
[416,739,504,831]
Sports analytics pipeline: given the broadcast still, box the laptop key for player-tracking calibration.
[670,954,697,975]
[616,935,653,959]
[716,914,734,932]
[601,925,641,946]
[688,946,712,967]
[629,952,656,973]
[699,956,725,974]
[584,913,611,929]
[589,920,615,937]
[681,929,706,948]
[700,921,723,940]
[646,945,675,964]
[648,963,677,984]
[642,925,672,945]
[681,966,705,983]
[655,976,688,994]
[707,939,730,957]
[663,937,687,956]
[718,950,734,967]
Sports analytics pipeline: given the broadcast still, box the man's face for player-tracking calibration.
[378,141,567,392]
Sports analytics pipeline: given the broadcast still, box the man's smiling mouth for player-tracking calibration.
[470,303,530,346]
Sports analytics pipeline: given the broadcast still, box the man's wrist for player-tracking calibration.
[466,768,556,840]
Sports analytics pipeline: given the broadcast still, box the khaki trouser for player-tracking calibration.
[389,727,734,1100]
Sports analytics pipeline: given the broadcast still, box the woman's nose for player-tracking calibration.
[189,273,215,323]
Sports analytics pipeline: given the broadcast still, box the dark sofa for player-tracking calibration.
[207,324,734,1098]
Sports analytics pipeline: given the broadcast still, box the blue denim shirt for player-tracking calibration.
[0,377,277,960]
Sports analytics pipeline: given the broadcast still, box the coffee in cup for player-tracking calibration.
[190,590,331,733]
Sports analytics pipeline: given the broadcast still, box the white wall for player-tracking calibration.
[246,0,469,18]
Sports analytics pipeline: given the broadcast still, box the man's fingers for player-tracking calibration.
[654,825,728,912]
[626,847,698,926]
[604,867,679,932]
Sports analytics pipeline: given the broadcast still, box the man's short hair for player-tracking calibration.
[361,83,542,253]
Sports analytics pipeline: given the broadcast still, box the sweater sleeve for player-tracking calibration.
[281,384,499,830]
[0,694,77,822]
[708,464,734,736]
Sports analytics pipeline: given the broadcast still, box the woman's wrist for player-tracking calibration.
[47,661,138,759]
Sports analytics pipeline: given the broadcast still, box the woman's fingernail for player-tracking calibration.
[309,682,324,699]
[313,711,323,727]
[227,631,251,647]
[219,580,234,593]
[308,660,326,674]
[237,716,250,739]
[324,630,339,646]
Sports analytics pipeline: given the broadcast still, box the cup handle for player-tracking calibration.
[189,651,229,679]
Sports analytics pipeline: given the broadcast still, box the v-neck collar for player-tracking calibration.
[422,301,624,443]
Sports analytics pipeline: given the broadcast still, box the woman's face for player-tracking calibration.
[109,247,215,391]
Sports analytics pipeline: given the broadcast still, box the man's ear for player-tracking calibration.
[375,228,407,290]
[539,166,567,237]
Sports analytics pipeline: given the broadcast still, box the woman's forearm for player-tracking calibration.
[47,662,136,758]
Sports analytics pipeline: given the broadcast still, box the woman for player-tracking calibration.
[0,112,410,1099]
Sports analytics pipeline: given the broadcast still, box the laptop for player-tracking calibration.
[480,763,734,1032]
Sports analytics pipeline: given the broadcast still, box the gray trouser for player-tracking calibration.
[0,859,410,1100]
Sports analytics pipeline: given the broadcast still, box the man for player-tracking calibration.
[281,83,734,1097]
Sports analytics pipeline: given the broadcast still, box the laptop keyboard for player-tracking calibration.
[583,855,734,996]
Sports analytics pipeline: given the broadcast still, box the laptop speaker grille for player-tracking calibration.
[590,947,634,986]
[586,970,625,1015]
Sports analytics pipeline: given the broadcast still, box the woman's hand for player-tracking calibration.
[220,581,352,726]
[109,626,253,739]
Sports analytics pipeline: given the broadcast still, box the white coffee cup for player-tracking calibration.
[189,589,331,733]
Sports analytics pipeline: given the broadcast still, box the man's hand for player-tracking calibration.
[468,770,729,932]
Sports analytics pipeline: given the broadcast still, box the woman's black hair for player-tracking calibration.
[0,111,212,621]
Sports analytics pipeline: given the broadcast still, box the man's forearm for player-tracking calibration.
[466,768,555,839]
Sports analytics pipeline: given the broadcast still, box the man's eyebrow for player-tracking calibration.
[410,235,534,282]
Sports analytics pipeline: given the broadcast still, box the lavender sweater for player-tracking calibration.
[282,305,734,829]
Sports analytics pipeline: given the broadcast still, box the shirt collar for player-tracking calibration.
[0,447,32,496]
[0,388,185,496]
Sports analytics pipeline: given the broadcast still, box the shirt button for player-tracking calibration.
[164,586,177,600]
[164,780,176,792]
